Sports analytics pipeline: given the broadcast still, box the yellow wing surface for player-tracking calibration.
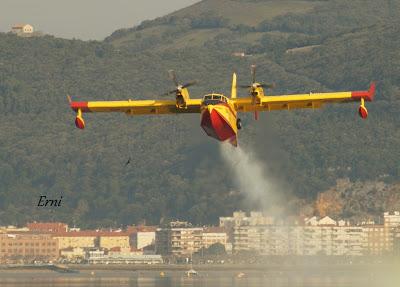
[233,83,376,113]
[70,99,202,115]
[70,98,202,129]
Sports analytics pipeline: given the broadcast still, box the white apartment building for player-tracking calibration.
[136,231,155,249]
[127,226,157,252]
[331,226,364,256]
[393,226,400,256]
[155,223,229,256]
[153,211,400,257]
[220,211,274,228]
[383,212,400,253]
[202,227,227,249]
[155,222,202,256]
[230,212,400,256]
[220,211,274,243]
[362,225,390,255]
[384,212,400,228]
[234,224,366,256]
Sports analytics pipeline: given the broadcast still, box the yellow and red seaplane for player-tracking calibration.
[69,66,375,146]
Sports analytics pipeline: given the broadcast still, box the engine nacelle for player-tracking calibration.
[358,105,368,119]
[75,115,85,129]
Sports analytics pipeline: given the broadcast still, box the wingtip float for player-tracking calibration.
[69,101,89,129]
[351,82,376,119]
[69,66,376,146]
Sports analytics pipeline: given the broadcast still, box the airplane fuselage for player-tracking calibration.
[200,94,238,146]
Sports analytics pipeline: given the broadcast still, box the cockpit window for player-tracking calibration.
[203,94,228,106]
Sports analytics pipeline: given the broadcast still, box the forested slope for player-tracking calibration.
[0,0,399,227]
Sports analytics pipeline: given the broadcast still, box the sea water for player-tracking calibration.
[0,269,397,287]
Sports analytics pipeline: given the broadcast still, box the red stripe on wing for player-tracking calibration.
[70,102,90,112]
[351,82,376,102]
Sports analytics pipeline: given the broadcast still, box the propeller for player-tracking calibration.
[239,65,275,89]
[251,64,256,84]
[161,70,198,96]
[169,69,179,87]
[239,65,275,121]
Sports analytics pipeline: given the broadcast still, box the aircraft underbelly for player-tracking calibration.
[200,104,237,145]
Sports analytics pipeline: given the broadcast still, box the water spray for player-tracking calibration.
[220,143,280,212]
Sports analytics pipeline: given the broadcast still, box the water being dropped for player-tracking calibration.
[220,142,279,211]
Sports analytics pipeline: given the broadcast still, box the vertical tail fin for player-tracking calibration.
[231,72,237,99]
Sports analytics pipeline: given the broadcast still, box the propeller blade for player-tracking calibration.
[168,70,179,87]
[260,83,276,89]
[239,83,275,89]
[182,80,198,89]
[251,64,256,84]
[160,89,178,96]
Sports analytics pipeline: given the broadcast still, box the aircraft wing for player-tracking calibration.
[69,98,202,129]
[233,83,375,113]
[70,99,202,115]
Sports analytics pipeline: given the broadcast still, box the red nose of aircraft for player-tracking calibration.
[201,105,237,145]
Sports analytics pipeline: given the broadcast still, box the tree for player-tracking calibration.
[197,243,226,256]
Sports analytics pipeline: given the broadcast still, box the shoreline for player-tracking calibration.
[1,262,398,273]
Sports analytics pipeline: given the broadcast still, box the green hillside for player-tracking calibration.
[0,0,399,227]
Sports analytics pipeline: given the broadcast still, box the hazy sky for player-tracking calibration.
[0,0,199,40]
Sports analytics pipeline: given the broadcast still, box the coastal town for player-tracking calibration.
[1,211,399,265]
